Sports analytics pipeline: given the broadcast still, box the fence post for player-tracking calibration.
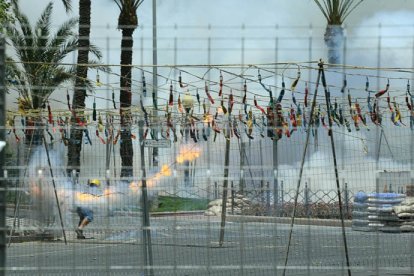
[266,182,270,216]
[231,181,234,215]
[280,180,284,216]
[344,182,349,218]
[305,182,310,217]
[273,170,278,216]
[0,34,6,274]
[214,182,218,199]
[261,180,265,207]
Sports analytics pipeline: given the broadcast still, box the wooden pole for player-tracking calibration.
[283,61,322,276]
[320,63,352,276]
[219,116,231,247]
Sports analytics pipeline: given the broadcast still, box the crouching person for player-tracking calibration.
[75,179,101,239]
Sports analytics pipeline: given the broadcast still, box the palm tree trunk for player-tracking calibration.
[324,24,344,65]
[120,27,134,177]
[67,0,91,175]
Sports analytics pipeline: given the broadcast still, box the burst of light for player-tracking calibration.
[176,145,202,164]
[129,164,173,192]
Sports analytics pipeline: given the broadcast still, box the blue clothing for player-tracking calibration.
[76,206,94,222]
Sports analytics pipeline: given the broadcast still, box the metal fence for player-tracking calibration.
[2,23,414,275]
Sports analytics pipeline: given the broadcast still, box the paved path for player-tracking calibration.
[6,214,414,275]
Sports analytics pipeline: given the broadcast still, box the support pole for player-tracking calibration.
[42,134,67,245]
[139,120,154,276]
[152,0,158,168]
[219,117,231,247]
[0,35,6,274]
[320,64,351,276]
[282,61,322,276]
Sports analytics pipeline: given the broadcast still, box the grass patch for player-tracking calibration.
[152,195,209,212]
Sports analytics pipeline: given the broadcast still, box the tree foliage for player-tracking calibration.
[313,0,364,25]
[5,1,101,110]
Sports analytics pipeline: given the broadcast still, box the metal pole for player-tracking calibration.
[42,134,67,244]
[152,0,158,168]
[273,34,279,217]
[0,35,6,275]
[139,120,154,276]
[320,64,351,276]
[410,35,414,275]
[283,61,322,276]
[240,34,246,195]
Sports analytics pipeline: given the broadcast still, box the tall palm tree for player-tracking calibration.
[5,1,101,145]
[114,0,144,177]
[313,0,364,64]
[67,0,92,175]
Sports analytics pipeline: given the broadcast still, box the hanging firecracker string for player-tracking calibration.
[277,77,285,103]
[375,79,389,98]
[296,104,302,127]
[169,81,174,106]
[246,108,254,140]
[66,90,71,111]
[228,90,234,114]
[112,90,117,109]
[98,115,104,132]
[387,91,393,112]
[254,96,266,114]
[178,94,183,113]
[47,101,53,124]
[92,98,97,121]
[242,80,247,104]
[289,106,297,135]
[406,81,412,111]
[205,81,215,104]
[220,95,227,115]
[341,78,347,94]
[355,100,367,126]
[304,82,309,108]
[84,129,92,145]
[96,129,106,144]
[258,70,273,99]
[219,72,223,97]
[179,71,187,88]
[290,69,300,92]
[142,73,147,97]
[196,88,201,112]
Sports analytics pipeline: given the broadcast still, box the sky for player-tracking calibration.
[17,0,414,93]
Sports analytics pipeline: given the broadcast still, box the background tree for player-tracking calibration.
[5,1,102,145]
[114,0,144,177]
[313,0,364,64]
[67,0,93,175]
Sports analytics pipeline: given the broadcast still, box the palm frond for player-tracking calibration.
[35,2,53,50]
[313,0,364,24]
[61,0,72,13]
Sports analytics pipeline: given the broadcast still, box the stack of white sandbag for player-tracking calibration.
[352,192,371,231]
[204,194,252,216]
[366,193,405,233]
[392,197,414,232]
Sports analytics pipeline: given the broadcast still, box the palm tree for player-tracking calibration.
[114,0,144,177]
[6,2,78,145]
[67,0,92,175]
[5,1,101,145]
[313,0,364,64]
